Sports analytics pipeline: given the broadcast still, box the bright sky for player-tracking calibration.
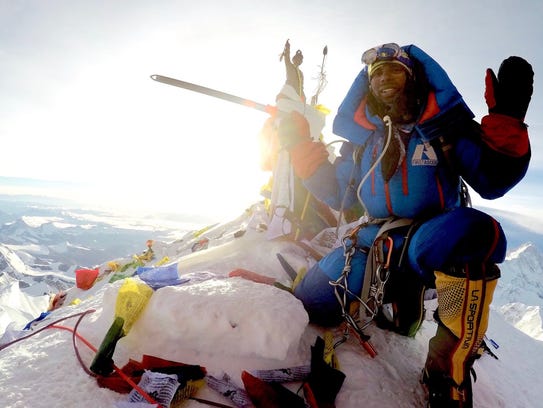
[1,0,542,220]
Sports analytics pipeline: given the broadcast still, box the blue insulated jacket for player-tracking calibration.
[303,45,530,219]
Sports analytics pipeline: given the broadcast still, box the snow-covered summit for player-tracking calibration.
[506,242,539,261]
[0,203,543,407]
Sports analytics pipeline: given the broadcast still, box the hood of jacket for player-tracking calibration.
[333,44,474,145]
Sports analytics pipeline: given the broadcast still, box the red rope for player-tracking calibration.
[50,320,162,407]
[3,308,231,407]
[0,309,95,352]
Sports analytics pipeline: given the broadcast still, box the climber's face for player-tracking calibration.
[369,62,409,106]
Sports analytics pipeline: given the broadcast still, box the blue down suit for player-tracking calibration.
[292,45,529,325]
[289,44,531,403]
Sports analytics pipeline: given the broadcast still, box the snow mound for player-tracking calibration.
[119,276,309,360]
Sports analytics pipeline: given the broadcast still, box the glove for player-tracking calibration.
[485,56,534,120]
[277,110,311,149]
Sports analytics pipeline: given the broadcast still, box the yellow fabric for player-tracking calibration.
[260,177,273,213]
[115,278,153,334]
[156,256,170,266]
[193,224,214,238]
[314,104,331,115]
[434,271,467,338]
[291,266,307,290]
[171,378,205,406]
[323,330,340,369]
[135,248,154,263]
[434,271,497,397]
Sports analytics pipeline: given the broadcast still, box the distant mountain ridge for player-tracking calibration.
[0,243,74,296]
[0,196,189,296]
[494,242,543,340]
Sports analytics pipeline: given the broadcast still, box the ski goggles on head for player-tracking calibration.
[362,43,413,78]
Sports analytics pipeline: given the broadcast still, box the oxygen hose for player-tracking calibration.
[333,115,392,234]
[356,115,393,213]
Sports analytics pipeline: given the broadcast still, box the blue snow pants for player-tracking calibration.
[293,206,507,326]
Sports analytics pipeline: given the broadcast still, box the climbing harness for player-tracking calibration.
[327,115,396,356]
[361,233,394,319]
[330,214,419,357]
[329,220,376,357]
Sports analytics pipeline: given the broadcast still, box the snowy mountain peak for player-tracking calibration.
[506,242,539,260]
[0,243,29,276]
